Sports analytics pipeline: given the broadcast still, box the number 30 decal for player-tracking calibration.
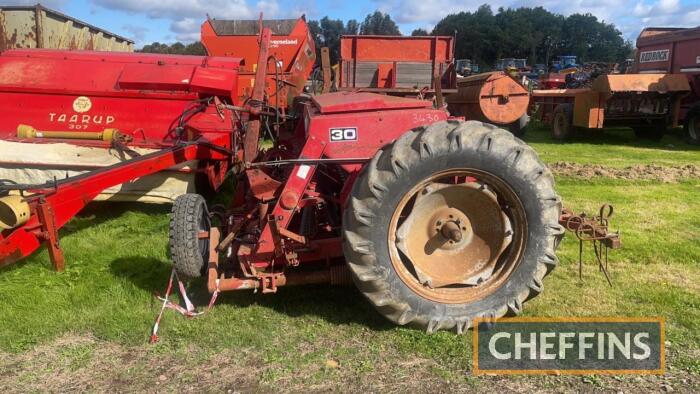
[329,127,358,141]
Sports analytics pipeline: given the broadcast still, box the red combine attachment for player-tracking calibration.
[0,22,618,333]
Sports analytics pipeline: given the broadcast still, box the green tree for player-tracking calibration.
[411,28,429,36]
[308,18,366,65]
[345,19,360,35]
[138,41,206,55]
[359,11,400,35]
[433,5,501,68]
[432,4,629,70]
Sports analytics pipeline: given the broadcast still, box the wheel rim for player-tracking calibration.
[388,169,527,304]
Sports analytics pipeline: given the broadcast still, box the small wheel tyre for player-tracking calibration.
[684,108,700,145]
[343,120,564,333]
[169,193,211,279]
[508,114,530,138]
[552,104,573,141]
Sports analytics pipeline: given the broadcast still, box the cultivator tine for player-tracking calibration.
[560,204,620,286]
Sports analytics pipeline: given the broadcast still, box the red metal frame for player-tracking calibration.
[0,21,608,301]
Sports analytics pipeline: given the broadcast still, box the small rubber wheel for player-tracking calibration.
[169,193,210,279]
[633,120,666,141]
[552,104,573,141]
[684,108,700,145]
[343,120,564,333]
[508,114,530,138]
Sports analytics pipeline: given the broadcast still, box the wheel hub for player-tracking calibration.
[395,181,513,289]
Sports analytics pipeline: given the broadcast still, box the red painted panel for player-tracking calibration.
[340,35,453,62]
[0,91,193,142]
[189,66,238,96]
[311,92,432,114]
[118,63,196,91]
[0,49,244,143]
[306,98,448,163]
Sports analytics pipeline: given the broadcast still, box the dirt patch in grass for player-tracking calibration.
[550,162,700,182]
[1,334,698,393]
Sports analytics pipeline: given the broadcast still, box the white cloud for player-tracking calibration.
[170,18,201,42]
[90,0,317,43]
[634,2,653,16]
[92,0,253,20]
[122,24,149,41]
[657,0,680,13]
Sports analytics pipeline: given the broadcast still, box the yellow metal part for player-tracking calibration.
[573,91,604,129]
[17,124,119,142]
[0,195,30,230]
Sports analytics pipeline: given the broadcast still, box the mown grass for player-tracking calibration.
[526,125,700,168]
[0,126,698,389]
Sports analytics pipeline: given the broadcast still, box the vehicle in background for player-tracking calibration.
[455,59,472,76]
[529,74,689,140]
[447,71,531,136]
[337,35,456,100]
[495,58,530,75]
[634,26,700,144]
[550,55,579,73]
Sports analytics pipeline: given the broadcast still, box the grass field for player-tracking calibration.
[1,126,699,392]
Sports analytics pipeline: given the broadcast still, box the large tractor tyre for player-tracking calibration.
[684,108,700,145]
[551,104,574,141]
[343,120,564,333]
[508,114,530,138]
[633,119,666,141]
[169,193,211,279]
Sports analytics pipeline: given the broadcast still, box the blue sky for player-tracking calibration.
[7,0,700,47]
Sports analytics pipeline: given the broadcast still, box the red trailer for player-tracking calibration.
[337,35,456,98]
[634,26,700,144]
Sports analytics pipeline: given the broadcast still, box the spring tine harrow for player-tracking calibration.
[560,204,621,286]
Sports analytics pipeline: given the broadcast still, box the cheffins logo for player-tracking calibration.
[473,317,665,375]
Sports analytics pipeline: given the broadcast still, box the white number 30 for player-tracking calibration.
[330,127,357,141]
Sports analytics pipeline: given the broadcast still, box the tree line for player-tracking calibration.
[139,6,633,69]
[431,5,633,68]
